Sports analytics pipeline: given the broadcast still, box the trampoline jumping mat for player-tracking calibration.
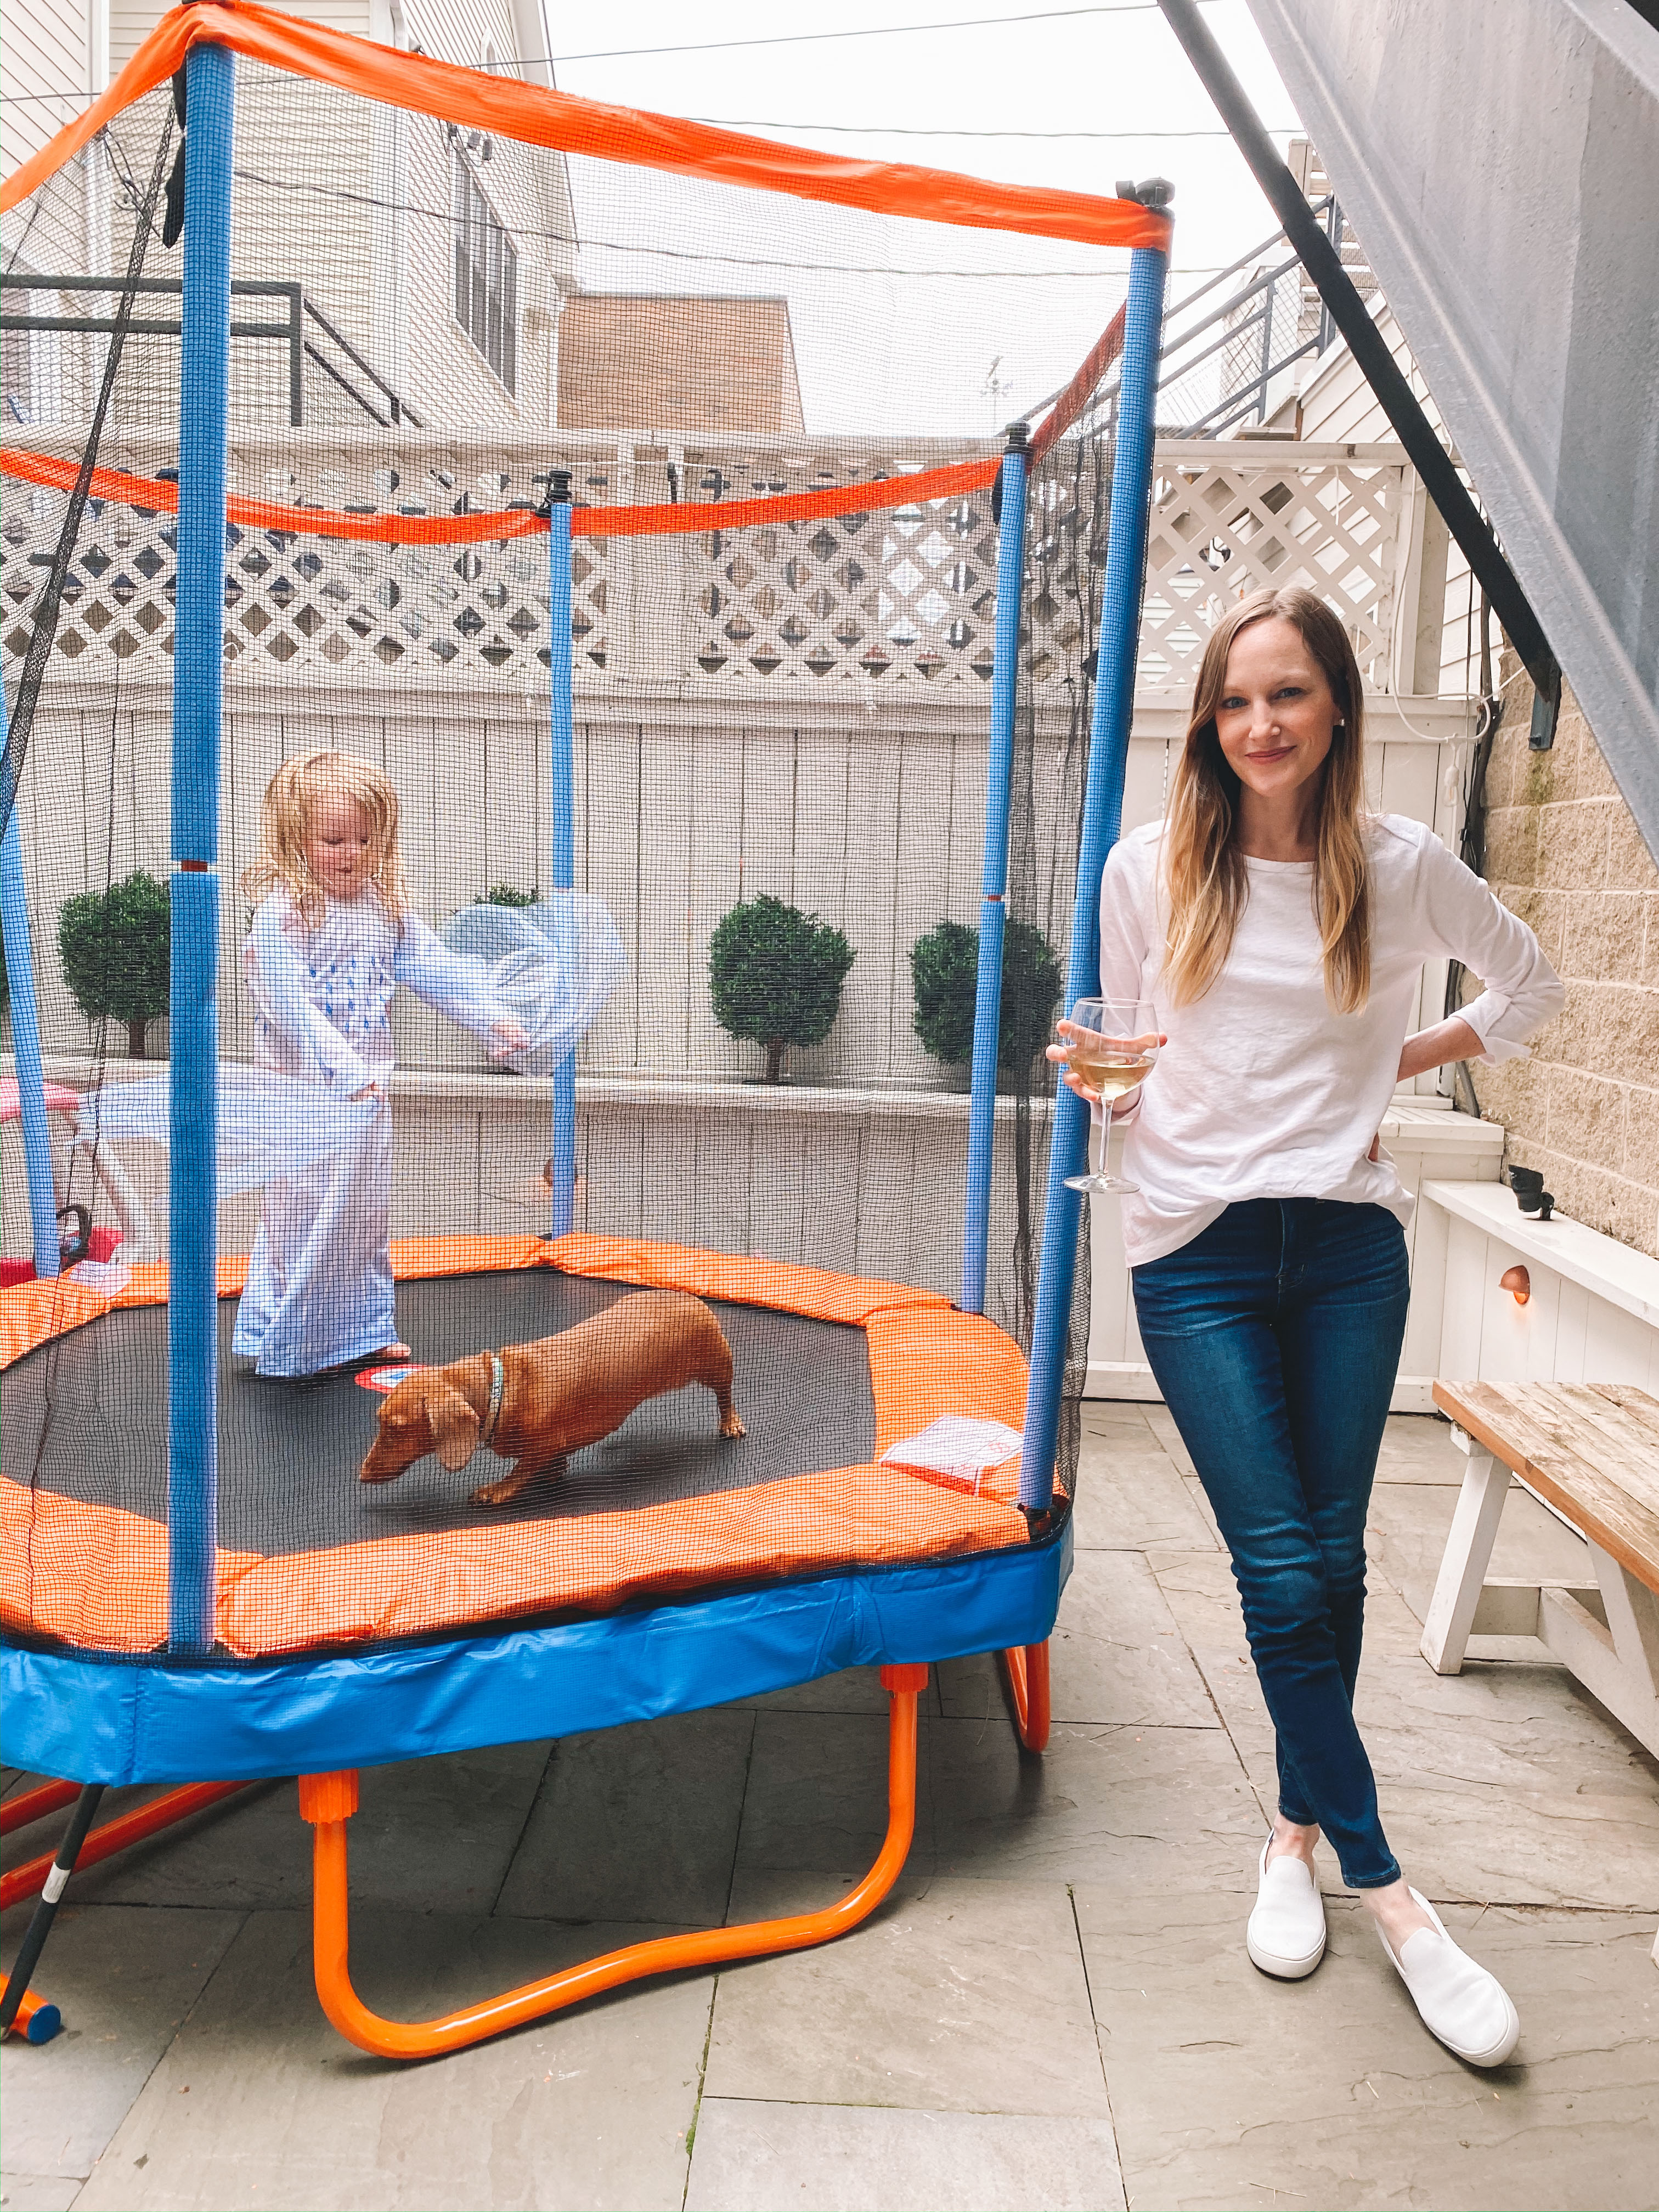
[1,1270,877,1555]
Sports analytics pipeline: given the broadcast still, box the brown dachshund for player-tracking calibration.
[359,1289,746,1506]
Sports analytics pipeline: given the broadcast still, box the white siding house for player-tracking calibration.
[2,0,100,177]
[47,0,576,433]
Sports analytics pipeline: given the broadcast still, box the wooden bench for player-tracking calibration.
[1423,1380,1659,1967]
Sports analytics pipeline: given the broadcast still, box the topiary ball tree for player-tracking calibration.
[910,917,1063,1077]
[58,870,171,1058]
[709,894,855,1085]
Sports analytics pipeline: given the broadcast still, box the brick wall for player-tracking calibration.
[1469,664,1659,1256]
[558,296,805,435]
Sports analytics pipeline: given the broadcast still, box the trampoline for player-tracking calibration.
[1,1,1172,2057]
[2,1234,1031,1664]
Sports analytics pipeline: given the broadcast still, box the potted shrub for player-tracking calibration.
[479,884,538,908]
[58,870,171,1058]
[709,894,855,1085]
[910,917,1062,1084]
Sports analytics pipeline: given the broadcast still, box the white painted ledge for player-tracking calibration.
[380,1068,1056,1122]
[1420,1180,1659,1333]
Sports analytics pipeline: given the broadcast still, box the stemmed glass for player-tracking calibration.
[1057,997,1160,1194]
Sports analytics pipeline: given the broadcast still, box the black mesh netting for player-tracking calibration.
[2,60,1128,1661]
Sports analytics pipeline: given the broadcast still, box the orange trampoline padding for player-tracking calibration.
[540,1232,952,1329]
[0,1234,548,1372]
[1,1235,1029,1658]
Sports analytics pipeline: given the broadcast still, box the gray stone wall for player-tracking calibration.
[1471,665,1659,1257]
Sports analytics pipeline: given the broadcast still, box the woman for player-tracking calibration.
[1055,585,1560,2067]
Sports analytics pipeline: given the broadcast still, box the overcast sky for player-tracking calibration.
[543,1,1303,436]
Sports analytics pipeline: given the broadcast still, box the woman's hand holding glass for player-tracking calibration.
[1047,997,1163,1194]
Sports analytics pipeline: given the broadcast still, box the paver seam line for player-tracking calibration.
[1068,1880,1128,2212]
[6,1898,763,1932]
[681,1969,720,2211]
[684,1706,760,2212]
[720,1709,760,1932]
[917,1696,943,1895]
[688,2092,1119,2116]
[63,1903,253,2209]
[0,2173,87,2210]
[1160,1572,1265,1787]
[487,1741,558,1918]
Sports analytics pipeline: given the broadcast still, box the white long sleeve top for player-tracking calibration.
[244,887,508,1094]
[1098,813,1564,1267]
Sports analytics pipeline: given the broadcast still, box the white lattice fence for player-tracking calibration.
[678,442,1000,684]
[3,439,1417,696]
[1140,445,1407,689]
[1,444,615,687]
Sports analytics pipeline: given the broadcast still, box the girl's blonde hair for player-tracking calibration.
[243,749,410,927]
[1163,585,1370,1014]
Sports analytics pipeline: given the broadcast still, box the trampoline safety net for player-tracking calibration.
[1,5,1170,1668]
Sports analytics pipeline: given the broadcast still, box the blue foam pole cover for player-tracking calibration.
[0,777,61,1279]
[168,39,234,1651]
[1018,241,1170,1512]
[548,498,577,1237]
[962,441,1029,1315]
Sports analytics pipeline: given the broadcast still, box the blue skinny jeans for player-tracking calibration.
[1132,1199,1410,1889]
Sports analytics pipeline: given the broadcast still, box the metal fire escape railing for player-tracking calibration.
[1155,194,1374,437]
[1062,195,1376,448]
[1,274,424,431]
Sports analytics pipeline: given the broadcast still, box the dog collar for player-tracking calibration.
[479,1352,505,1449]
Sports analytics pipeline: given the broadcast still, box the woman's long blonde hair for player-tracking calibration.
[242,749,410,928]
[1163,586,1370,1013]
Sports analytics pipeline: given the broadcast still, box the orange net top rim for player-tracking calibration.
[2,1,1172,263]
[0,446,1003,544]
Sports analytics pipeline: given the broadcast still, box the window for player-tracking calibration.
[452,146,518,394]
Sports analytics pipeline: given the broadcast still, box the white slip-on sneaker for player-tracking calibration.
[1376,1888,1520,2067]
[1246,1837,1328,1979]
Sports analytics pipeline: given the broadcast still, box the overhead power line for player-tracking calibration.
[528,3,1222,66]
[1,1,1240,103]
[687,120,1297,139]
[233,164,1228,278]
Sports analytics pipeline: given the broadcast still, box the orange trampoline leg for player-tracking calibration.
[302,1662,929,2061]
[1000,1640,1052,1753]
[0,1780,81,1837]
[0,1782,253,1914]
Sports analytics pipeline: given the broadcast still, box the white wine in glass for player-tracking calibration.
[1059,996,1159,1194]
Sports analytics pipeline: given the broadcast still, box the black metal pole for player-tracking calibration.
[0,1785,106,2034]
[1155,0,1561,744]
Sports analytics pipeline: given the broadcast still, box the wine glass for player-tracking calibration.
[1057,996,1160,1195]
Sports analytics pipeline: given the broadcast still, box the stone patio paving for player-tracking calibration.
[4,1410,1657,2211]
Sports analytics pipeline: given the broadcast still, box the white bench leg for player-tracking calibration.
[1420,1432,1510,1675]
[1590,1542,1659,1701]
[1588,1547,1659,1977]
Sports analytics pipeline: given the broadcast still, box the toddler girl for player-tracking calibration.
[236,748,524,1378]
